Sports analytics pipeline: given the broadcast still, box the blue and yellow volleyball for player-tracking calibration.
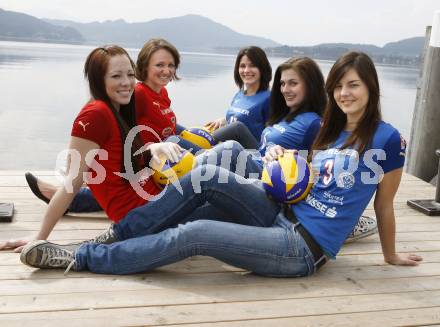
[261,151,313,204]
[179,127,217,149]
[152,150,197,188]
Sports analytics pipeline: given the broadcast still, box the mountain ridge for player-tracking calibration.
[0,8,83,43]
[43,14,280,50]
[0,8,425,63]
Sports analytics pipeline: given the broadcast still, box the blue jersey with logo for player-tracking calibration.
[225,90,270,140]
[258,112,321,157]
[292,121,406,258]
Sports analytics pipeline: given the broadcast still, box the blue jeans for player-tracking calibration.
[68,141,262,213]
[114,163,271,239]
[75,165,316,277]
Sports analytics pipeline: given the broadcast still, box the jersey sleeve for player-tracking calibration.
[380,130,406,173]
[230,92,239,105]
[71,107,111,147]
[303,118,321,151]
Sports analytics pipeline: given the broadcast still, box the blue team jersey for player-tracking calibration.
[225,90,270,140]
[258,112,321,157]
[292,121,406,258]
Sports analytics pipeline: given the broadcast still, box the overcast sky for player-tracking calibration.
[1,0,439,46]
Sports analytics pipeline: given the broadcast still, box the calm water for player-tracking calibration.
[0,41,419,170]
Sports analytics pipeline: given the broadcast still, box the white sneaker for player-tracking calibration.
[345,215,378,243]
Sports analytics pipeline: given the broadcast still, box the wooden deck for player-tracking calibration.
[1,171,440,326]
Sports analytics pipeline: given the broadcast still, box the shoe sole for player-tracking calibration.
[344,226,378,243]
[20,240,48,267]
[25,173,50,204]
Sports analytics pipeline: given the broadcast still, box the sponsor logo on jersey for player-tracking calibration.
[230,107,250,116]
[305,193,338,218]
[337,172,355,189]
[78,121,90,132]
[323,191,344,205]
[162,127,173,138]
[161,108,173,115]
[326,148,358,158]
[272,124,286,133]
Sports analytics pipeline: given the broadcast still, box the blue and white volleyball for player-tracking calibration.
[179,127,217,149]
[153,150,197,188]
[261,151,313,204]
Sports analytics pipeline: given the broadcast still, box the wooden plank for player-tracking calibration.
[339,241,440,255]
[2,290,440,326]
[1,260,439,285]
[0,275,439,314]
[0,229,109,242]
[164,307,440,327]
[0,220,109,231]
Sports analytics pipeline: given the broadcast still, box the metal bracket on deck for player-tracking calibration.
[407,150,440,216]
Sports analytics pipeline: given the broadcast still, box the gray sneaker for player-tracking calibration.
[65,224,118,247]
[20,240,77,274]
[345,215,378,243]
[90,224,118,244]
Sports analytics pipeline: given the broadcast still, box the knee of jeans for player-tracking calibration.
[223,140,243,151]
[222,140,244,158]
[234,120,247,130]
[176,220,209,253]
[165,135,180,143]
[190,164,219,191]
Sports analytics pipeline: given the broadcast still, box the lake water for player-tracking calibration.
[0,41,419,170]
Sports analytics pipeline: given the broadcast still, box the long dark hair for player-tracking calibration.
[268,57,326,126]
[312,51,381,154]
[233,46,272,93]
[84,45,148,174]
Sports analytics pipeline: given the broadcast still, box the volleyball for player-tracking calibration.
[261,151,313,204]
[179,127,217,149]
[152,150,197,188]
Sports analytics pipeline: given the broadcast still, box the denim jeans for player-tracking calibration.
[110,163,271,238]
[75,165,316,277]
[68,141,263,213]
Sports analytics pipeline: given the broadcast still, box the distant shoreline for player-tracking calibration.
[0,38,420,69]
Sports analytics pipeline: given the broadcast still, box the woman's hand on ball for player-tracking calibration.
[148,142,183,166]
[262,145,286,164]
[205,117,226,131]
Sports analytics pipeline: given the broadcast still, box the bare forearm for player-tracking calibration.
[376,205,397,262]
[35,187,77,240]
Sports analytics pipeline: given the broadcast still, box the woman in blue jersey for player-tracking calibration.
[20,51,422,275]
[257,57,323,160]
[204,46,272,149]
